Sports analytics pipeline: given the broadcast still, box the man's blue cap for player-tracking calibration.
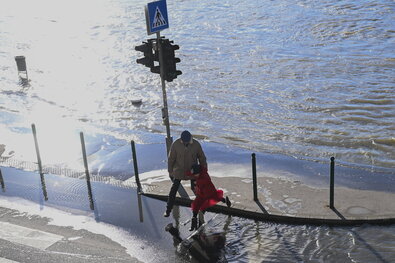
[181,130,192,143]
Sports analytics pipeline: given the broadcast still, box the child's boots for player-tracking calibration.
[198,211,205,228]
[225,196,232,207]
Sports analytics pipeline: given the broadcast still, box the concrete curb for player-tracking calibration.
[142,193,395,226]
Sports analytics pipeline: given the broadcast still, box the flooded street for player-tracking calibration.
[1,0,395,262]
[1,165,394,262]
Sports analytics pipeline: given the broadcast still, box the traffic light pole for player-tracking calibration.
[156,31,173,154]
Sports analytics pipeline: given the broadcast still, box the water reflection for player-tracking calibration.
[137,191,144,222]
[220,215,395,262]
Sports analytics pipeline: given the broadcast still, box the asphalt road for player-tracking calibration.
[0,206,140,263]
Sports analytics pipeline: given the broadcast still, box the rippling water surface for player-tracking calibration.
[220,214,395,262]
[0,0,394,170]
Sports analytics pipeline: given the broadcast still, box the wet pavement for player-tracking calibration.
[0,166,200,263]
[1,162,395,263]
[0,206,138,263]
[1,138,395,262]
[142,174,395,225]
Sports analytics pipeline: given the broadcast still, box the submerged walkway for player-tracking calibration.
[142,175,395,226]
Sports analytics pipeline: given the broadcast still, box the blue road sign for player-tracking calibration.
[145,0,169,35]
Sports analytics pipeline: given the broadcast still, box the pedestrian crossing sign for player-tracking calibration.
[145,0,169,35]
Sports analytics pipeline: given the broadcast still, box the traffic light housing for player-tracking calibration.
[135,38,182,82]
[135,40,155,68]
[160,39,182,82]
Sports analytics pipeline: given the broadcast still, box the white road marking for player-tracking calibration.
[0,258,20,263]
[0,221,63,250]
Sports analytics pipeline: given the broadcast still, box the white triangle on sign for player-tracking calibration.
[152,6,167,28]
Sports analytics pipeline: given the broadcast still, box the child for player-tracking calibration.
[186,164,231,231]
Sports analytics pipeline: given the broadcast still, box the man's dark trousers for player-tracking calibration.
[166,178,196,212]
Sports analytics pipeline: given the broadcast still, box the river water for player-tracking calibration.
[0,0,394,170]
[0,0,395,262]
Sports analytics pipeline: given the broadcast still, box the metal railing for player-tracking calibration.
[0,123,151,211]
[251,153,337,209]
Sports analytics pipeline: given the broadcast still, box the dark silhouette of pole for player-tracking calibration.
[156,32,173,154]
[252,153,258,201]
[137,191,144,222]
[330,157,335,209]
[131,140,142,193]
[0,168,5,191]
[80,132,94,210]
[31,124,48,201]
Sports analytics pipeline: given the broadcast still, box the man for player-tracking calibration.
[164,130,207,217]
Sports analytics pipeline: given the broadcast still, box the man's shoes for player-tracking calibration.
[163,210,171,217]
[225,196,232,208]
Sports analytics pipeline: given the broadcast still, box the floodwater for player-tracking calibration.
[1,0,395,262]
[0,0,394,170]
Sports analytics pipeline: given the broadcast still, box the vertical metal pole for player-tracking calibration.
[31,124,48,201]
[330,156,335,209]
[156,31,173,154]
[252,153,258,201]
[32,124,43,176]
[131,140,142,192]
[80,132,94,210]
[0,168,5,191]
[137,191,144,223]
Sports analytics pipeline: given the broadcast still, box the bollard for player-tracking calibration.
[80,132,94,210]
[252,153,258,201]
[31,124,48,201]
[329,157,335,209]
[131,141,142,193]
[15,56,28,80]
[0,168,5,191]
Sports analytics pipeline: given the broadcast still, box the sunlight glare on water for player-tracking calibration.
[1,1,395,262]
[1,0,393,171]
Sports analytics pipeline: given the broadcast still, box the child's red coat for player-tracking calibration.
[187,166,224,212]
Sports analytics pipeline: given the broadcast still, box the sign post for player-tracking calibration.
[157,31,173,153]
[145,0,173,154]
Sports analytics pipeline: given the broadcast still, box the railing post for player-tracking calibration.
[330,156,335,209]
[252,153,258,201]
[80,132,94,210]
[0,168,5,191]
[131,140,142,193]
[31,124,48,201]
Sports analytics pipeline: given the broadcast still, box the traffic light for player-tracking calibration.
[150,39,162,75]
[135,40,155,68]
[135,38,182,82]
[150,66,161,74]
[160,39,182,82]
